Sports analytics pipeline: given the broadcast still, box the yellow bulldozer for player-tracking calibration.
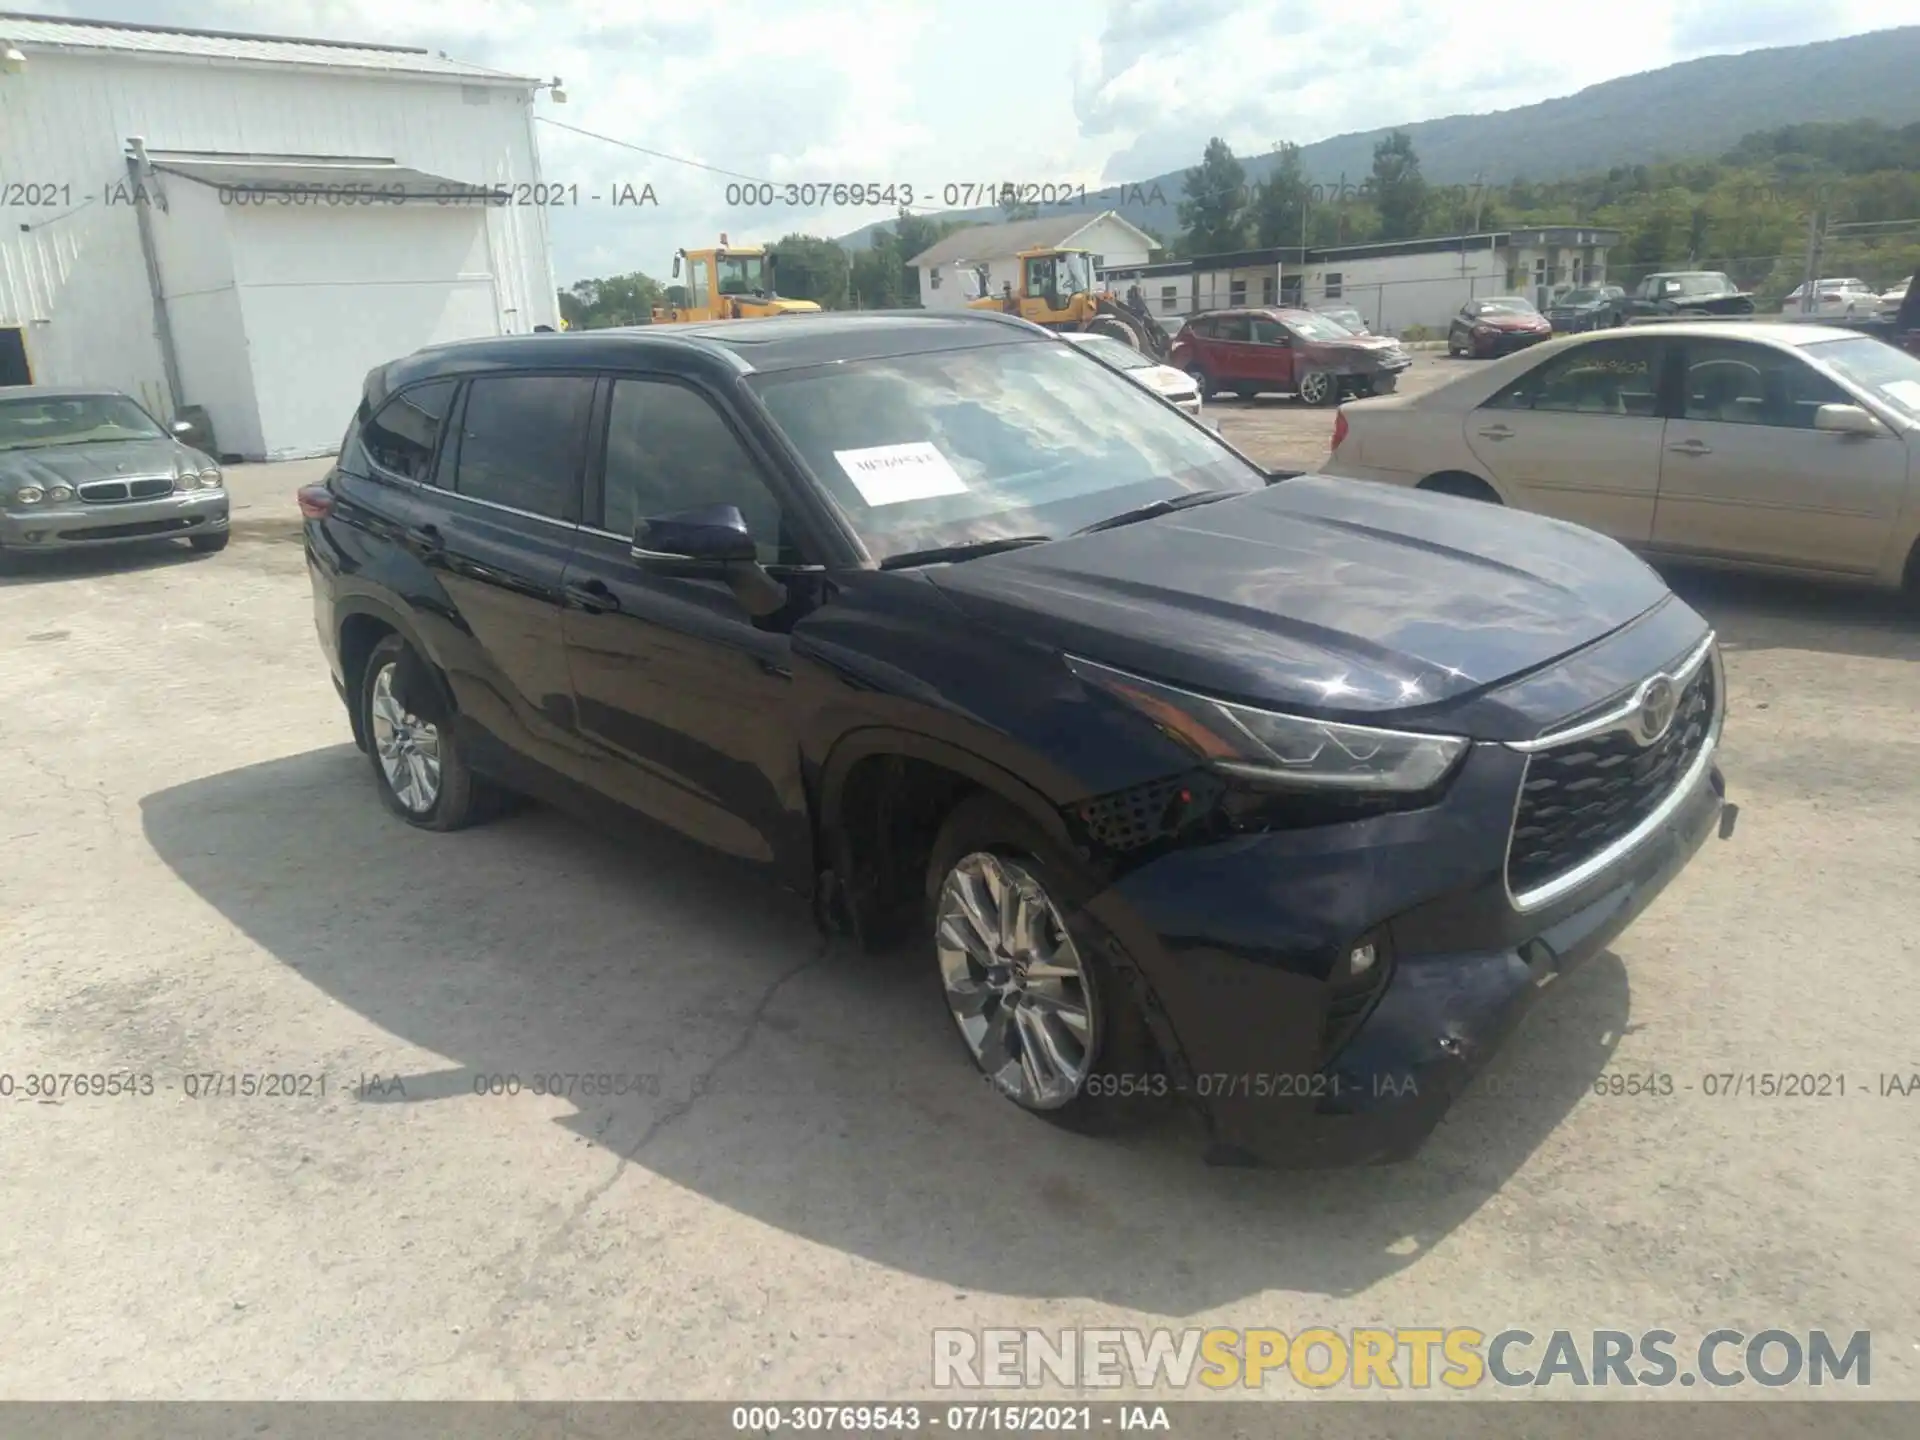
[649,236,822,324]
[956,247,1173,360]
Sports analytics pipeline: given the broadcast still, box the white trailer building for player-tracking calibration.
[0,14,561,459]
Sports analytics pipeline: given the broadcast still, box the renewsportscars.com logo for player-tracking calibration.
[932,1327,1871,1391]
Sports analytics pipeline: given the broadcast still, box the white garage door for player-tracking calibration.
[231,204,502,458]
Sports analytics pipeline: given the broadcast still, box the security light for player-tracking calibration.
[3,44,27,74]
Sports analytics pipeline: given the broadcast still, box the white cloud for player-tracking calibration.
[23,0,1920,282]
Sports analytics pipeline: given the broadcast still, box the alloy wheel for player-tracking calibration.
[933,852,1095,1109]
[1297,371,1332,405]
[368,661,443,814]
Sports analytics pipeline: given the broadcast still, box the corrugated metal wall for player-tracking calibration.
[0,51,557,435]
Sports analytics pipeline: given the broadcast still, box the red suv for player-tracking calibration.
[1169,308,1412,406]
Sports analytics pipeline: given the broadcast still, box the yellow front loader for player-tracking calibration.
[649,236,822,324]
[958,247,1172,360]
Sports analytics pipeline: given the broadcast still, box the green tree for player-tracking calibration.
[1369,130,1428,240]
[1178,137,1248,255]
[771,233,850,308]
[1250,143,1310,248]
[558,272,663,328]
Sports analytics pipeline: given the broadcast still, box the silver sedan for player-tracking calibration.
[0,386,228,565]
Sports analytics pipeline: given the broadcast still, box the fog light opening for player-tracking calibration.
[1348,943,1377,977]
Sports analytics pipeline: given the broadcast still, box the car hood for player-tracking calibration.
[0,437,189,485]
[926,475,1669,720]
[1295,333,1407,367]
[1549,300,1606,312]
[1474,313,1549,330]
[1134,364,1199,395]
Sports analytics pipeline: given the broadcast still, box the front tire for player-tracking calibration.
[925,794,1157,1135]
[1184,364,1213,399]
[359,633,499,831]
[1296,369,1337,406]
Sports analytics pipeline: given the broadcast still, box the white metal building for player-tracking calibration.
[908,211,1160,311]
[0,14,561,459]
[1101,227,1622,337]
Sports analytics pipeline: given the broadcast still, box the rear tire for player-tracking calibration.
[925,794,1159,1137]
[358,633,503,832]
[1419,472,1502,503]
[1185,364,1213,399]
[189,531,229,554]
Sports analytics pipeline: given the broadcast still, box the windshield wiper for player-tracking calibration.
[878,535,1053,570]
[1072,489,1239,536]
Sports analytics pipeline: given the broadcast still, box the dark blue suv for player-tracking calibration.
[302,310,1732,1166]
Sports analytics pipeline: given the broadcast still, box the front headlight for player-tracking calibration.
[44,483,73,502]
[1069,655,1468,793]
[13,484,45,505]
[198,465,223,489]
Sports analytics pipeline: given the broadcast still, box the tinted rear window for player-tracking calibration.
[353,380,456,481]
[447,375,592,521]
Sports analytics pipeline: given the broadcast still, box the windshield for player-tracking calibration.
[1057,252,1093,296]
[1805,337,1920,423]
[1316,309,1363,330]
[1559,289,1602,304]
[0,393,167,451]
[1071,335,1152,370]
[1661,274,1730,296]
[715,253,767,296]
[748,339,1263,564]
[1470,298,1537,316]
[1286,312,1363,341]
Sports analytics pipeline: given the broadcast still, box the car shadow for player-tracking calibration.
[1657,564,1920,665]
[140,747,1629,1311]
[0,539,209,587]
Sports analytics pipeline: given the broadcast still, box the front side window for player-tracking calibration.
[1250,317,1289,346]
[1680,340,1849,429]
[1025,257,1051,297]
[1283,312,1359,342]
[357,380,456,481]
[1483,337,1665,416]
[601,379,798,564]
[688,259,711,306]
[748,338,1263,564]
[447,375,591,520]
[1213,314,1252,342]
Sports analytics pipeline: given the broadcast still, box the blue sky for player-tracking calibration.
[26,0,1920,284]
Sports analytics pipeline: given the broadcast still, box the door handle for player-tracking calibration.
[565,578,621,614]
[1666,441,1712,456]
[1477,426,1514,441]
[405,523,444,553]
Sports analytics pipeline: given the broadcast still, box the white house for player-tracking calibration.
[0,14,562,459]
[907,211,1160,311]
[1103,227,1622,337]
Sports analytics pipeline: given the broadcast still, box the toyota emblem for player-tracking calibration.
[1633,675,1679,746]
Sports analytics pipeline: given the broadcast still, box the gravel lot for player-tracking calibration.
[3,364,1917,1403]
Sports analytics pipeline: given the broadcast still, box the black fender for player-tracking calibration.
[332,593,457,750]
[815,724,1077,866]
[812,724,1197,1088]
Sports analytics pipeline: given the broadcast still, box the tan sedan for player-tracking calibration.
[1326,322,1920,592]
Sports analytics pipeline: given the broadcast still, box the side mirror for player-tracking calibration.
[634,503,757,563]
[170,419,193,435]
[632,503,788,617]
[1813,403,1883,437]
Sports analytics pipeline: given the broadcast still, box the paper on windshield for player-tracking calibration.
[1881,380,1920,411]
[834,442,969,506]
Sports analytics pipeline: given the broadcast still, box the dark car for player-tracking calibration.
[301,310,1731,1168]
[1446,297,1553,358]
[1546,285,1627,333]
[0,386,228,566]
[1625,271,1756,319]
[1170,308,1411,406]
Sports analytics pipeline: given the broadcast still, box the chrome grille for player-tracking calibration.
[1505,636,1720,909]
[79,477,174,503]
